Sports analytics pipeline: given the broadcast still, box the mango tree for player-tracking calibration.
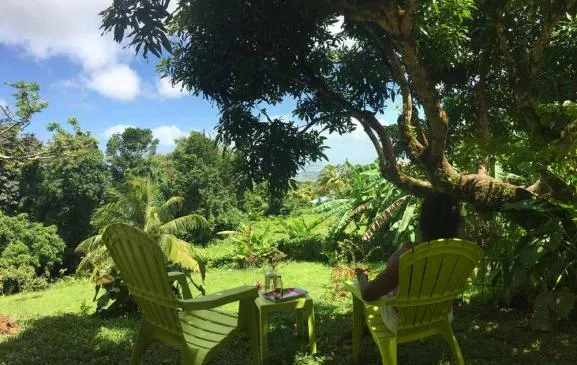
[100,0,577,319]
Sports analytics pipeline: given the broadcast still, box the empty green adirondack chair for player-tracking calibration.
[347,238,483,365]
[102,223,260,365]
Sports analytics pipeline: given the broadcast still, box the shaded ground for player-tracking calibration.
[1,300,576,365]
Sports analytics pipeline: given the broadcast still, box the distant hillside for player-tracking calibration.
[295,162,325,182]
[295,169,321,182]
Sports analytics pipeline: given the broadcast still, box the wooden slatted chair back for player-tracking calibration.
[103,223,183,337]
[394,239,482,330]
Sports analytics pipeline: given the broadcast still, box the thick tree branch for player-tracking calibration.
[293,72,431,195]
[355,3,448,169]
[391,38,449,168]
[361,23,425,163]
[526,179,543,194]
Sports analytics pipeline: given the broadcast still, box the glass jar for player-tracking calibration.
[264,271,280,293]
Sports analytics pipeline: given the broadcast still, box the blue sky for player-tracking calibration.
[0,0,397,167]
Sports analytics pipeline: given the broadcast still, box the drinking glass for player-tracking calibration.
[273,276,283,299]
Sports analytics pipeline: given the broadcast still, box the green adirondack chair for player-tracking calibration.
[347,238,483,365]
[102,223,260,365]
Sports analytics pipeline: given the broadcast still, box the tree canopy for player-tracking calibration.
[0,82,98,212]
[106,127,159,182]
[100,1,577,217]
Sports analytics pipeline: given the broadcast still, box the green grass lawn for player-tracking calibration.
[1,262,577,365]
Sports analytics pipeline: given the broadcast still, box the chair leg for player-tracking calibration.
[439,320,464,365]
[352,297,364,365]
[376,337,397,365]
[131,323,153,365]
[307,301,317,355]
[181,346,208,365]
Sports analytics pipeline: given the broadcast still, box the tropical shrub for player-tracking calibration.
[275,217,327,261]
[218,224,285,268]
[463,199,577,329]
[277,236,327,262]
[0,212,65,294]
[316,163,417,259]
[18,144,109,270]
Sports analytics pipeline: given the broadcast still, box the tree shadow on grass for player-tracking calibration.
[1,301,575,365]
[0,313,261,365]
[265,299,577,365]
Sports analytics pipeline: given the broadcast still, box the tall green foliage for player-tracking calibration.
[19,145,109,270]
[105,127,159,182]
[159,131,246,232]
[0,212,66,294]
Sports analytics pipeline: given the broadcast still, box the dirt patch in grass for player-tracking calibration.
[0,314,21,335]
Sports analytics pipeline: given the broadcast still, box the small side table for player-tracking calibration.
[255,293,317,361]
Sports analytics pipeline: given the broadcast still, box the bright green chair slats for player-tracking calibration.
[347,238,483,365]
[103,223,260,365]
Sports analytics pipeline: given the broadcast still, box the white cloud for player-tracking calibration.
[320,118,378,164]
[156,78,187,99]
[152,125,187,146]
[101,124,135,139]
[0,0,142,101]
[87,65,141,101]
[0,0,119,69]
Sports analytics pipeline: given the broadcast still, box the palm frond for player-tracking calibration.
[76,245,112,275]
[160,214,208,236]
[157,196,185,223]
[75,234,103,254]
[159,234,206,280]
[334,210,357,234]
[363,195,410,241]
[352,203,368,217]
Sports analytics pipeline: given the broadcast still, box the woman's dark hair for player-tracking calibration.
[418,191,461,241]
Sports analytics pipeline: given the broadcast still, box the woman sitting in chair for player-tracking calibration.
[355,191,461,330]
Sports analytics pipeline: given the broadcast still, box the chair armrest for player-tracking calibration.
[178,285,258,310]
[168,271,193,299]
[345,280,392,306]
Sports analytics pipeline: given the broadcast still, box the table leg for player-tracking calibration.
[259,309,268,362]
[307,301,317,354]
[295,308,304,337]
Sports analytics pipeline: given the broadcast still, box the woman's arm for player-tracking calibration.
[355,243,412,301]
[356,261,398,301]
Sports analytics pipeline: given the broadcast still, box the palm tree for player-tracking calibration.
[315,163,351,198]
[75,177,208,281]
